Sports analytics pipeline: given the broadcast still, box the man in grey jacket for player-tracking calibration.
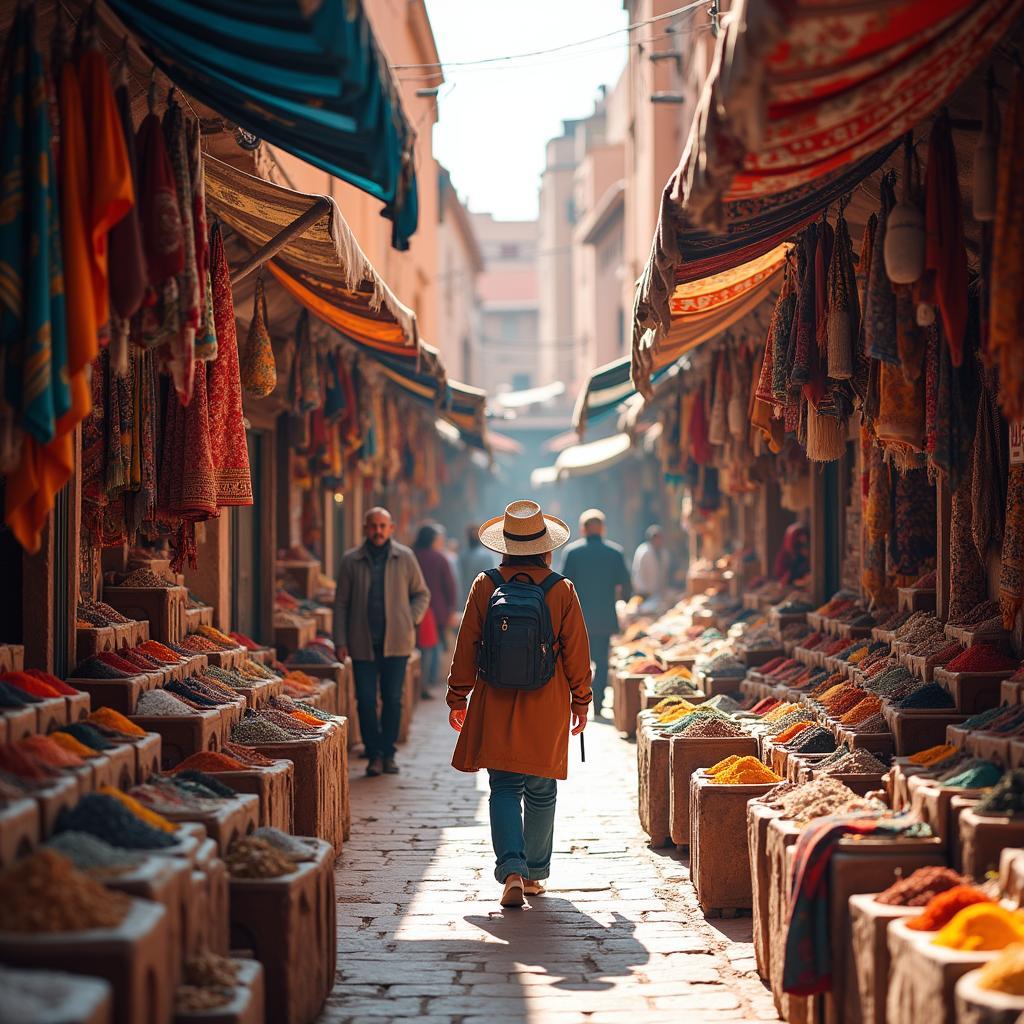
[335,507,431,776]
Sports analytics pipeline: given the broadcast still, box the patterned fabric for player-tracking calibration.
[931,302,980,490]
[292,311,322,413]
[207,222,252,507]
[949,460,988,622]
[108,70,146,321]
[971,384,1006,562]
[783,814,930,996]
[162,95,199,404]
[188,119,215,363]
[240,277,276,398]
[890,467,936,586]
[1000,466,1024,630]
[989,69,1024,420]
[923,111,968,367]
[826,204,858,380]
[125,347,157,535]
[0,6,70,552]
[862,432,892,605]
[864,175,898,364]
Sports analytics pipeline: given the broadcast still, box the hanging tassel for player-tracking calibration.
[974,68,999,222]
[805,405,846,462]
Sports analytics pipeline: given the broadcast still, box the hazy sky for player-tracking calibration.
[421,1,629,222]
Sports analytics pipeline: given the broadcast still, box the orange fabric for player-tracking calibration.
[446,565,593,780]
[267,264,412,354]
[78,46,133,329]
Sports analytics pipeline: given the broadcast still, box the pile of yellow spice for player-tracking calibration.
[708,756,782,785]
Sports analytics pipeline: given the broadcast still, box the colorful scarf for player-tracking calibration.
[189,119,217,363]
[971,384,1006,563]
[207,222,252,507]
[108,68,146,321]
[990,70,1024,420]
[863,175,898,365]
[791,225,818,390]
[862,431,892,606]
[1,6,71,552]
[949,461,989,623]
[783,815,931,996]
[854,214,878,412]
[826,204,858,381]
[923,110,968,368]
[162,95,199,404]
[770,267,797,406]
[931,302,980,491]
[1000,466,1024,631]
[889,467,935,587]
[688,384,712,465]
[125,347,157,535]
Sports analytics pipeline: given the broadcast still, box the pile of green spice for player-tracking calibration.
[939,760,1003,789]
[974,769,1024,816]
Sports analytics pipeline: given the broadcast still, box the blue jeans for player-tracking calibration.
[351,647,408,759]
[418,642,441,690]
[487,770,557,883]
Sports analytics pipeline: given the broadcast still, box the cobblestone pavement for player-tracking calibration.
[323,705,780,1024]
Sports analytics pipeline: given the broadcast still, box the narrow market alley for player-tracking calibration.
[323,709,779,1024]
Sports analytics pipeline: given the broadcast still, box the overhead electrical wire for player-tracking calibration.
[390,0,707,72]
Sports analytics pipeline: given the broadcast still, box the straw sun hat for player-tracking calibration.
[478,500,570,556]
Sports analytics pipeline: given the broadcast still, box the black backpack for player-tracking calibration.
[475,568,563,690]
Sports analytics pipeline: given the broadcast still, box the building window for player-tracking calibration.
[566,198,576,225]
[512,372,531,392]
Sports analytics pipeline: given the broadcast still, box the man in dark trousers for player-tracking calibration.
[334,507,431,776]
[559,509,631,717]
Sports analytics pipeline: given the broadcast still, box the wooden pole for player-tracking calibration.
[229,197,331,286]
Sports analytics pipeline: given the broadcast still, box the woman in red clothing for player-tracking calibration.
[413,523,457,698]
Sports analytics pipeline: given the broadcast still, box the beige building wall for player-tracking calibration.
[265,0,443,348]
[438,171,483,384]
[472,214,539,400]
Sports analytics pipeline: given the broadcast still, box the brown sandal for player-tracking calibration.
[500,874,525,908]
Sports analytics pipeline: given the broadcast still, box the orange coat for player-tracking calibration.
[447,565,593,780]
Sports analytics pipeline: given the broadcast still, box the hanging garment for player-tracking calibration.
[78,35,134,331]
[826,205,858,380]
[189,120,216,363]
[931,303,980,491]
[864,176,899,364]
[949,463,989,623]
[791,225,818,389]
[162,95,199,403]
[108,67,147,321]
[688,384,712,465]
[1,6,71,552]
[861,427,890,607]
[853,213,878,408]
[292,310,322,413]
[125,347,157,535]
[971,385,1006,563]
[889,467,936,586]
[922,110,968,367]
[1000,465,1024,631]
[240,277,276,397]
[207,223,252,506]
[989,70,1024,420]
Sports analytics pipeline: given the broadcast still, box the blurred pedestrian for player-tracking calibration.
[459,522,494,599]
[335,507,430,776]
[632,524,668,601]
[413,523,458,699]
[559,509,631,717]
[447,500,592,909]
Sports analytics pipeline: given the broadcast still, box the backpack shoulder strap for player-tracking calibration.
[539,571,564,594]
[483,568,505,589]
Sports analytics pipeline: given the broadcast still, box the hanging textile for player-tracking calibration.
[864,176,899,365]
[922,111,969,366]
[889,467,936,586]
[125,347,157,535]
[162,93,199,404]
[826,202,859,381]
[207,223,252,507]
[971,384,1007,563]
[1000,465,1024,630]
[188,120,216,363]
[989,69,1024,420]
[1,6,70,553]
[291,311,322,413]
[949,459,989,622]
[862,433,892,605]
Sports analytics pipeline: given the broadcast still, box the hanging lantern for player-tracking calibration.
[884,135,925,285]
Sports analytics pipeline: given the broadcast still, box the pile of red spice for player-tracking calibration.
[944,645,1020,674]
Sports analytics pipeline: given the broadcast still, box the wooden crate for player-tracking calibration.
[897,587,937,613]
[277,560,321,600]
[155,794,259,857]
[0,643,24,672]
[1,705,37,741]
[76,626,117,658]
[934,667,1014,714]
[882,706,969,756]
[204,647,249,671]
[290,662,345,715]
[216,760,295,832]
[34,776,80,837]
[103,585,189,644]
[128,709,224,770]
[959,808,1024,879]
[0,899,173,1024]
[637,723,672,848]
[0,798,40,869]
[690,773,778,913]
[176,958,265,1024]
[184,606,215,632]
[233,678,284,710]
[32,695,69,734]
[612,673,647,738]
[244,722,348,853]
[669,735,758,847]
[228,839,336,1024]
[274,618,317,659]
[68,674,161,716]
[748,801,783,981]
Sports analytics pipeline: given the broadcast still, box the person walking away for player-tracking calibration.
[335,507,430,776]
[413,523,457,699]
[447,500,592,909]
[560,509,631,718]
[459,523,494,599]
[632,524,668,602]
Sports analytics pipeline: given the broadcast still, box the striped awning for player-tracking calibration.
[106,0,420,248]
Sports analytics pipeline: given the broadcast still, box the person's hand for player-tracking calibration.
[571,710,587,736]
[449,708,466,732]
[337,646,349,663]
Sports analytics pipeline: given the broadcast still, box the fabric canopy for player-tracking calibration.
[205,155,419,358]
[106,0,419,248]
[633,245,788,395]
[635,0,1020,344]
[573,356,675,433]
[555,433,633,478]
